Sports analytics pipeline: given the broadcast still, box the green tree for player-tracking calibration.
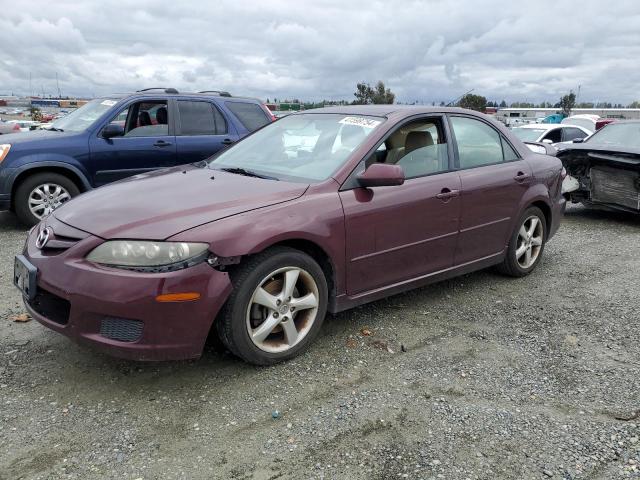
[628,101,640,108]
[559,92,576,116]
[499,100,507,108]
[353,81,395,104]
[458,93,487,112]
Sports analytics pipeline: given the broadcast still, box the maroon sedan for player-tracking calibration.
[14,106,565,364]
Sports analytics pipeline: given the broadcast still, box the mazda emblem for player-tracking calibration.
[36,227,51,249]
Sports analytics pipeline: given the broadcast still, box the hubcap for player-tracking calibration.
[28,183,71,219]
[246,267,320,353]
[515,215,543,269]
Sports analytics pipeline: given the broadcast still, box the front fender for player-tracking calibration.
[168,191,347,296]
[7,159,92,192]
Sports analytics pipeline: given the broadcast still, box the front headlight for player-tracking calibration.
[86,240,209,272]
[0,144,11,163]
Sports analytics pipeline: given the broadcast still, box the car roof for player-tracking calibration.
[102,91,262,103]
[301,105,485,118]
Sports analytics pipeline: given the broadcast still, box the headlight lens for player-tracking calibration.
[0,144,11,163]
[86,240,209,271]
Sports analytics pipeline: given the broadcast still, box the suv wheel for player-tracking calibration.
[216,247,328,365]
[14,172,80,226]
[498,206,547,277]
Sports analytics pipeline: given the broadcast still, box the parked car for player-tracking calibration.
[7,120,42,132]
[561,114,599,133]
[0,88,274,225]
[14,106,566,364]
[0,120,21,135]
[511,123,591,145]
[556,120,640,214]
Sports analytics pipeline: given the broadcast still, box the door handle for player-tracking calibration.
[153,140,172,147]
[221,138,235,146]
[514,171,530,182]
[435,188,460,200]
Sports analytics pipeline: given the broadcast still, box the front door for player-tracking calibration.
[88,99,177,186]
[340,116,461,295]
[448,115,532,265]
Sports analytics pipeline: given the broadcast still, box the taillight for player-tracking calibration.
[263,105,277,122]
[13,124,20,131]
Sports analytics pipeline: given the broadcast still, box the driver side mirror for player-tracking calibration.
[357,163,405,188]
[572,138,584,143]
[541,138,553,144]
[102,123,125,139]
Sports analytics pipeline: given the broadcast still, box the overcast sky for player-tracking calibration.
[2,0,639,104]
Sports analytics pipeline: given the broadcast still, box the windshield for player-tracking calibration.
[511,128,546,142]
[586,123,640,149]
[49,98,119,132]
[209,113,383,182]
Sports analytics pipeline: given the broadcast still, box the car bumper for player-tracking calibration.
[0,193,9,211]
[20,225,232,361]
[548,195,566,240]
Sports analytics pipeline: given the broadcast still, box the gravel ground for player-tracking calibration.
[0,205,638,480]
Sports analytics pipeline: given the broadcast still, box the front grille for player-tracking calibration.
[28,288,71,325]
[100,318,144,342]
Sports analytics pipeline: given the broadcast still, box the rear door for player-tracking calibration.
[174,100,240,164]
[448,115,531,265]
[88,99,177,186]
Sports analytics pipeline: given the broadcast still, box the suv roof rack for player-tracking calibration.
[198,90,232,97]
[137,87,179,94]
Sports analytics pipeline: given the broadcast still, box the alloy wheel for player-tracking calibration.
[515,215,544,269]
[28,183,71,219]
[246,266,320,353]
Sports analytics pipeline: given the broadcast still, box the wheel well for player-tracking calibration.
[268,239,336,298]
[531,200,552,234]
[11,167,87,210]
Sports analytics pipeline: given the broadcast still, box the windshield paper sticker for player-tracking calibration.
[339,116,381,129]
[100,100,117,106]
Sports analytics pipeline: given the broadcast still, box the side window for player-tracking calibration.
[225,101,269,131]
[542,128,562,143]
[107,101,169,138]
[372,118,449,179]
[501,138,519,161]
[450,116,504,168]
[563,127,587,142]
[177,101,227,135]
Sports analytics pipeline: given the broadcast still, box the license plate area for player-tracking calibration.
[14,255,37,301]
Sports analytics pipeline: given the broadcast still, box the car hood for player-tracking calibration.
[0,129,78,146]
[557,144,640,167]
[54,165,309,240]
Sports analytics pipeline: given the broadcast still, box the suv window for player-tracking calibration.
[177,100,227,135]
[450,116,505,168]
[562,127,588,142]
[225,101,269,131]
[107,101,169,137]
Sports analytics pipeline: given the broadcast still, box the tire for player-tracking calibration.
[497,206,547,277]
[216,247,328,365]
[14,172,80,227]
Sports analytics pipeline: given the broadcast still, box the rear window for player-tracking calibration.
[225,101,269,132]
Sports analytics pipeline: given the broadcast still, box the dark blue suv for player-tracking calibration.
[0,88,274,225]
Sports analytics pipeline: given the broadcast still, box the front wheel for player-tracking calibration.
[14,172,80,227]
[216,247,328,365]
[498,206,546,277]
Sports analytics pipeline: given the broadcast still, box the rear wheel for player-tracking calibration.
[498,206,546,277]
[216,247,328,365]
[14,172,80,226]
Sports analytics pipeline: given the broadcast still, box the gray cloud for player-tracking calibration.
[1,0,639,104]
